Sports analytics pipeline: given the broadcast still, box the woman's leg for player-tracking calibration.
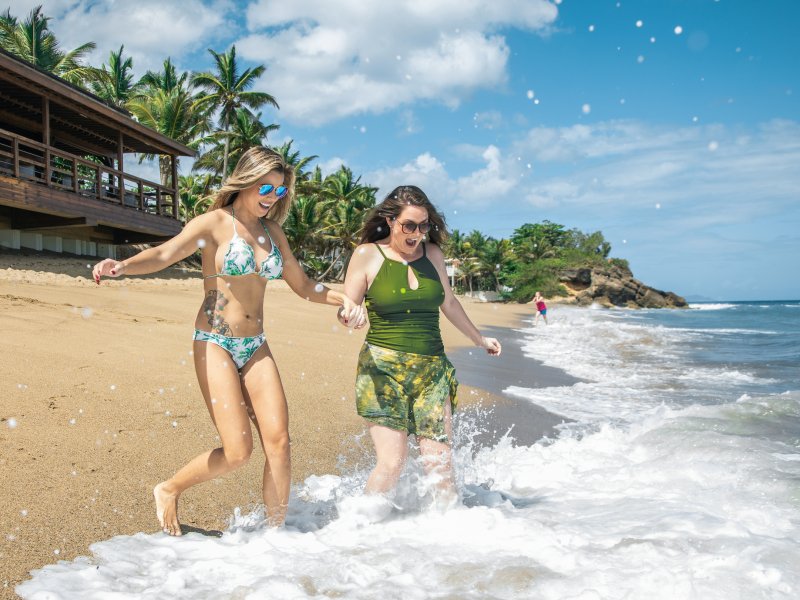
[154,340,255,536]
[418,398,456,501]
[240,343,291,527]
[365,424,409,495]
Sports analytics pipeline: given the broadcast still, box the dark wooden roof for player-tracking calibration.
[0,48,195,158]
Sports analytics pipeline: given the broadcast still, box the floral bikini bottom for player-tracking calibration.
[193,329,266,370]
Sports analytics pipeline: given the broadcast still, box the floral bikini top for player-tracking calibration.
[205,207,283,280]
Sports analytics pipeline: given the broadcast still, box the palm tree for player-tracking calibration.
[178,173,218,221]
[0,5,97,86]
[129,60,211,187]
[478,238,514,292]
[91,45,139,108]
[192,46,278,178]
[318,166,377,280]
[138,57,188,94]
[194,109,279,176]
[283,195,325,261]
[271,140,319,196]
[127,86,210,187]
[458,258,481,294]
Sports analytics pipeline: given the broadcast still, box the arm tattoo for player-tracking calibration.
[203,290,232,335]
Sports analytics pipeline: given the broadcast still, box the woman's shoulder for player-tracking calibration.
[349,241,386,269]
[424,242,444,259]
[184,208,225,231]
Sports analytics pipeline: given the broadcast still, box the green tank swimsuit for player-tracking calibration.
[356,243,458,442]
[364,242,445,356]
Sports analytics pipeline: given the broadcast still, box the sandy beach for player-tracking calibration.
[0,251,565,596]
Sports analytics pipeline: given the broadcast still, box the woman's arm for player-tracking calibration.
[267,221,364,325]
[92,213,215,284]
[427,243,501,355]
[337,243,374,327]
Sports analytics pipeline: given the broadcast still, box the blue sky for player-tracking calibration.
[24,0,800,300]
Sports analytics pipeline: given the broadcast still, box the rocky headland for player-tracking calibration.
[557,263,687,308]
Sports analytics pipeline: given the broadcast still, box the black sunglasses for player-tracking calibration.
[394,219,432,234]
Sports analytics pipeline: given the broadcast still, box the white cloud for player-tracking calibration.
[513,119,800,220]
[237,0,557,124]
[363,118,800,233]
[318,157,348,177]
[32,0,232,74]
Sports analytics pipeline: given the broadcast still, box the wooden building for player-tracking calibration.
[0,48,195,255]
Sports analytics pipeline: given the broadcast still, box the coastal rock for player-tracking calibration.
[558,263,687,308]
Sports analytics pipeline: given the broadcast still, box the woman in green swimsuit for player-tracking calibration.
[92,147,363,534]
[341,185,501,502]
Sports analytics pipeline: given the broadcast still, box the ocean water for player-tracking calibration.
[18,302,800,599]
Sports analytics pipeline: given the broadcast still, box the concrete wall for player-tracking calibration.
[0,229,114,258]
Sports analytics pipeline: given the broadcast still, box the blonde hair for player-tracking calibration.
[209,147,295,224]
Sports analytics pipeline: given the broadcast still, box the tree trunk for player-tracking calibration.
[159,155,170,187]
[221,119,231,180]
[318,250,340,281]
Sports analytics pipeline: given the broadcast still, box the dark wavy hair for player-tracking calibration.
[360,185,448,245]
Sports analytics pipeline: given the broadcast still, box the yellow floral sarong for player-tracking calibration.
[355,342,458,442]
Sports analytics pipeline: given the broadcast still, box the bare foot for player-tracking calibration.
[153,482,182,536]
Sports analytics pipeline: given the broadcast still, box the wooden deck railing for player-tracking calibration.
[0,127,179,220]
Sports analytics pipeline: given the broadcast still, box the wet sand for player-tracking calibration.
[0,251,569,597]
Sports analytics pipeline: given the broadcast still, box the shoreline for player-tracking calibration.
[449,319,577,448]
[0,252,577,597]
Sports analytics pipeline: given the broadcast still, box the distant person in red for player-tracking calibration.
[533,291,548,326]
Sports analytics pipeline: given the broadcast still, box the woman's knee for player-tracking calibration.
[223,441,253,468]
[263,431,290,457]
[375,453,406,475]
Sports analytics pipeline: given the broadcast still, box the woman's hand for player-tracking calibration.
[92,259,125,285]
[338,297,367,329]
[479,336,502,356]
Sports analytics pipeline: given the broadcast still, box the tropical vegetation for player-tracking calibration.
[1,5,626,297]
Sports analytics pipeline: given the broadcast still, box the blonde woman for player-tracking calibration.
[92,147,362,534]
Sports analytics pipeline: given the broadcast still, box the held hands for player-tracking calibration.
[479,336,502,356]
[92,259,125,285]
[338,297,367,329]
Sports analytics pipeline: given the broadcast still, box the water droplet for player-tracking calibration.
[655,203,661,209]
[110,385,116,391]
[526,90,534,99]
[635,20,643,28]
[314,283,324,293]
[20,509,28,517]
[588,24,595,32]
[258,236,266,244]
[172,421,177,428]
[7,418,18,429]
[637,55,645,63]
[69,418,76,425]
[54,549,60,555]
[674,25,683,35]
[197,238,207,248]
[582,103,591,114]
[708,140,719,151]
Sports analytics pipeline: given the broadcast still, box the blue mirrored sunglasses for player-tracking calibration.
[259,184,289,199]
